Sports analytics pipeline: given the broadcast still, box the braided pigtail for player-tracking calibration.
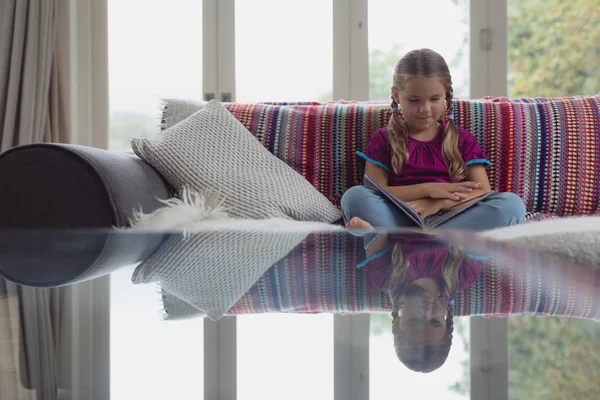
[442,243,464,300]
[442,245,462,349]
[441,85,467,181]
[389,243,410,318]
[445,302,455,344]
[388,84,410,174]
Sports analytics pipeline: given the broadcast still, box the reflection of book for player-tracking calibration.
[363,175,496,228]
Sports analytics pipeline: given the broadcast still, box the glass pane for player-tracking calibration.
[110,268,204,400]
[507,0,600,97]
[507,2,600,395]
[370,314,470,399]
[235,0,333,102]
[237,314,334,400]
[108,0,203,151]
[368,0,470,101]
[508,317,600,398]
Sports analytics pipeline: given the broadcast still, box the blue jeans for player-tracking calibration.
[341,186,526,232]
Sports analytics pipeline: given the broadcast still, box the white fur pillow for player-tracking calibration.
[131,99,341,223]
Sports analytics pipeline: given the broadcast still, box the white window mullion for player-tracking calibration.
[217,0,235,102]
[470,317,509,400]
[203,0,218,101]
[488,0,507,97]
[470,0,508,398]
[469,0,489,98]
[333,0,351,100]
[204,317,237,400]
[333,0,368,100]
[470,0,507,98]
[333,1,370,397]
[334,314,370,400]
[348,0,369,100]
[203,2,237,399]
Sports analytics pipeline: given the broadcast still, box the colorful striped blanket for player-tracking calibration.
[224,95,600,218]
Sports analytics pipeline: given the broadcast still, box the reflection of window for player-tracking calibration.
[369,314,471,399]
[368,0,470,100]
[237,314,334,400]
[110,269,204,400]
[507,0,600,97]
[508,317,600,398]
[107,0,203,151]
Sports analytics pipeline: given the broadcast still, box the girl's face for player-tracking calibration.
[392,285,447,345]
[393,76,447,134]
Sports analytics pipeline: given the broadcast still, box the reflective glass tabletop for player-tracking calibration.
[1,226,599,400]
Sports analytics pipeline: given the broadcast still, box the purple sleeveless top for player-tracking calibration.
[358,234,483,298]
[357,124,491,185]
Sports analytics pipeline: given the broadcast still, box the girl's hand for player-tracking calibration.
[427,182,481,201]
[407,198,446,219]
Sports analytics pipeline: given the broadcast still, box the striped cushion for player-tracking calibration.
[225,95,600,216]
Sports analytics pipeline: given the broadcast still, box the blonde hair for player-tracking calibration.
[388,243,464,310]
[388,48,466,181]
[388,242,465,373]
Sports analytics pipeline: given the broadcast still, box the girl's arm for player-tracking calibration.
[365,233,389,258]
[365,162,480,202]
[437,165,492,210]
[365,163,432,202]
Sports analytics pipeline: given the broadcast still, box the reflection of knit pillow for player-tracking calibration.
[131,100,341,222]
[131,228,310,320]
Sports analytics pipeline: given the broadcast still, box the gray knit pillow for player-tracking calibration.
[160,98,205,130]
[131,100,341,222]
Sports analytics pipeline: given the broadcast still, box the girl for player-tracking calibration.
[342,48,526,232]
[358,227,484,373]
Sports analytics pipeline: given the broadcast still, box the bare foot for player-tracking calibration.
[346,217,374,231]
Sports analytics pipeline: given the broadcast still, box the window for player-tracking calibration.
[368,0,470,100]
[107,0,203,151]
[234,0,333,102]
[110,268,204,400]
[508,316,600,398]
[237,314,334,400]
[507,0,600,97]
[369,314,470,399]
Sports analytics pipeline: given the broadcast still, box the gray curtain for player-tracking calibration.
[0,0,57,149]
[0,1,69,400]
[0,282,36,400]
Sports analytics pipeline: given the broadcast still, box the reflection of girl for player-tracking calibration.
[357,228,484,373]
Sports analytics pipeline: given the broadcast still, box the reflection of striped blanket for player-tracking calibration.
[227,231,600,319]
[223,95,600,218]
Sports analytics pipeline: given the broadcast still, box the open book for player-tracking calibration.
[363,175,496,228]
